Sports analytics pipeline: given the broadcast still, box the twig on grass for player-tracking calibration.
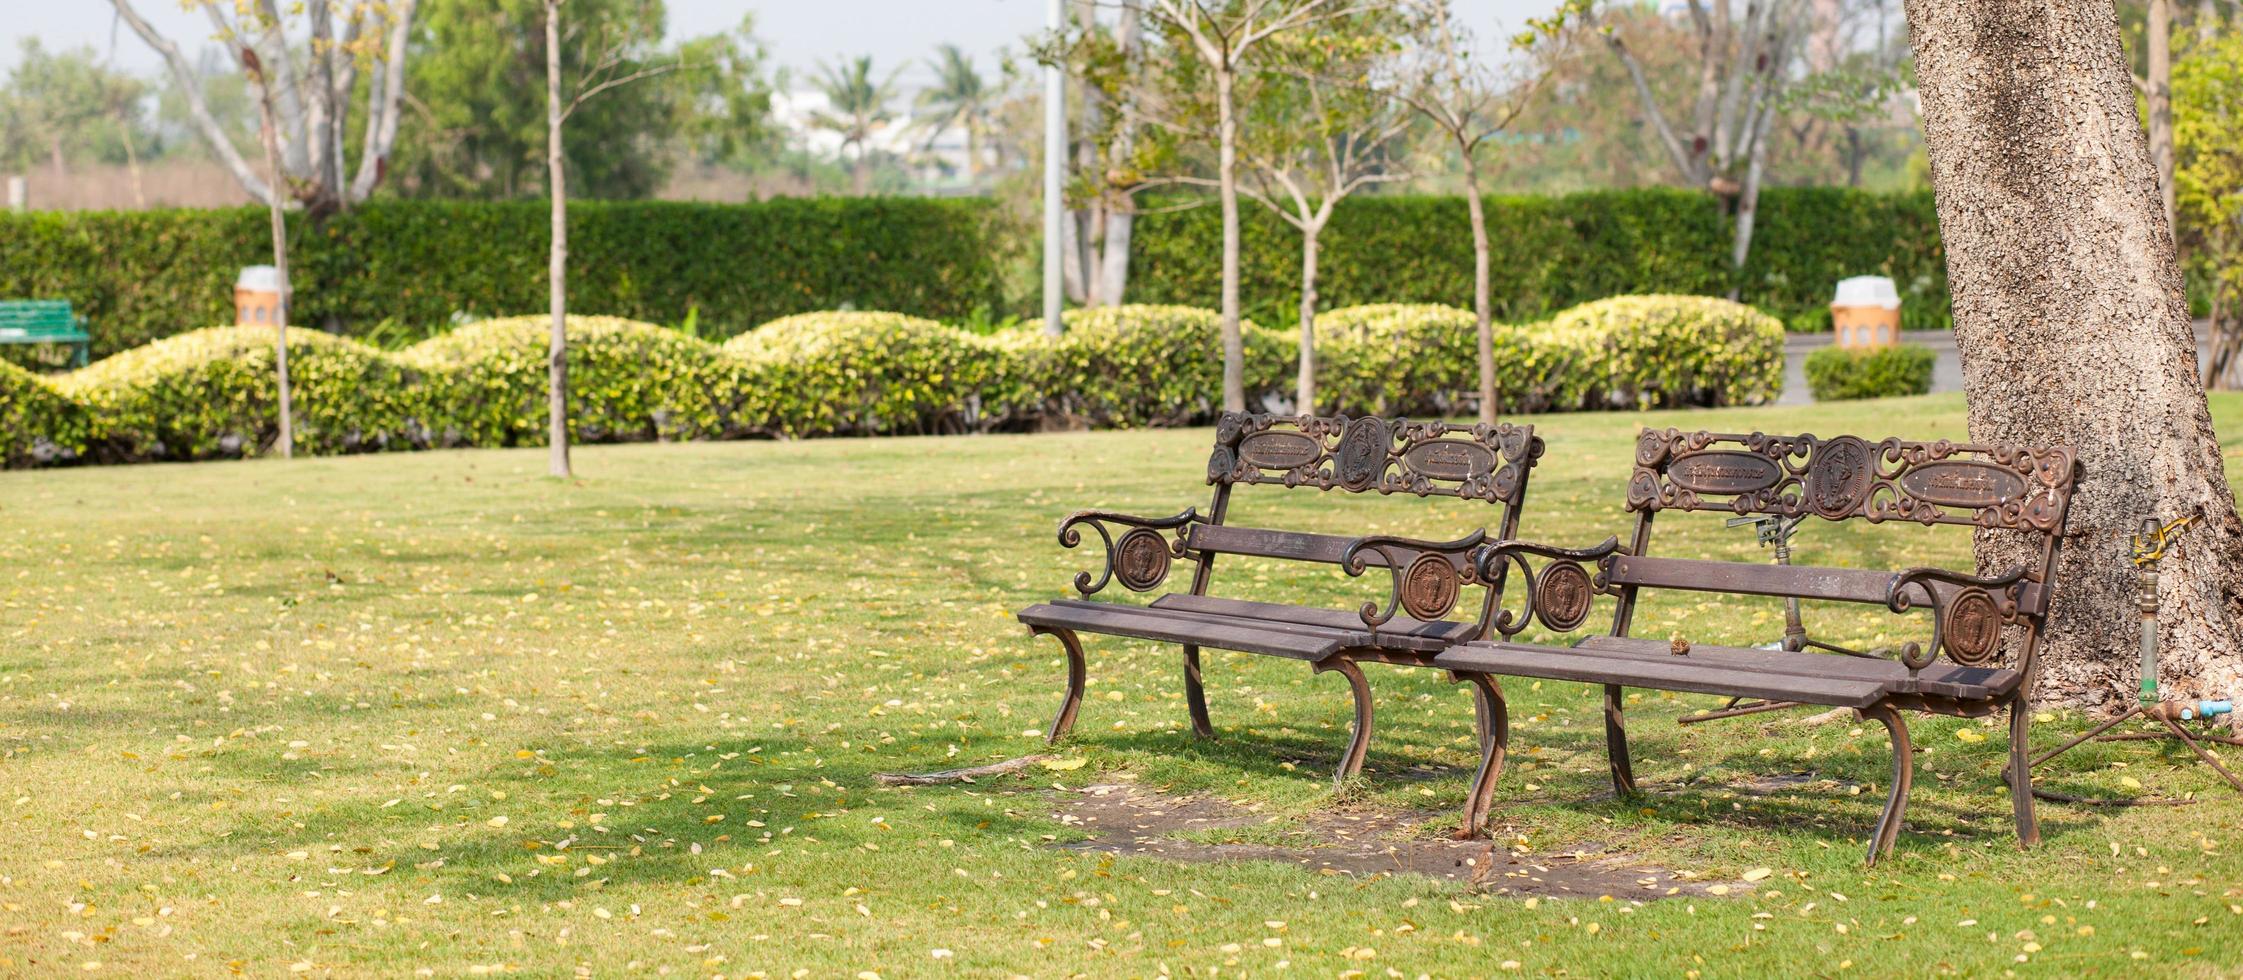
[874,754,1055,785]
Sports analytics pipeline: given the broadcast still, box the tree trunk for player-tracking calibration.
[1904,0,2243,713]
[1297,224,1320,415]
[118,114,147,209]
[1728,123,1768,302]
[1215,68,1246,413]
[1463,161,1496,423]
[251,55,293,460]
[1098,210,1133,306]
[545,1,572,479]
[2147,0,2176,236]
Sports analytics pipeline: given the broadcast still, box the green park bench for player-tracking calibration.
[0,300,93,368]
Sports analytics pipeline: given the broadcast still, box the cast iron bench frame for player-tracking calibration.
[1016,412,1544,785]
[0,299,93,368]
[1433,428,2080,864]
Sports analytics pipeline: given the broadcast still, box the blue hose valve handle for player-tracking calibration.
[2197,700,2234,720]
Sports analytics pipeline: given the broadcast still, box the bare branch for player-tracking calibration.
[108,0,274,204]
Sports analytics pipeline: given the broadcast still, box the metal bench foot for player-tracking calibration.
[2008,697,2040,848]
[1451,671,1508,837]
[1316,656,1373,787]
[1182,644,1216,739]
[1034,627,1087,744]
[1858,702,1914,865]
[1603,684,1638,796]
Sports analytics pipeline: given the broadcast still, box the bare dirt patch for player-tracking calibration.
[1049,781,1750,900]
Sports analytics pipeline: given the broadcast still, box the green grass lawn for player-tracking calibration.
[6,392,2243,977]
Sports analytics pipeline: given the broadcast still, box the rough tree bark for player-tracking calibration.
[1904,0,2243,712]
[545,0,572,479]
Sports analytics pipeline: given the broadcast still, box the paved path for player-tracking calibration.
[1778,324,2214,404]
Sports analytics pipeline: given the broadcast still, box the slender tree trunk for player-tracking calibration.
[2147,0,2176,235]
[1462,161,1496,423]
[1729,127,1768,301]
[250,56,293,460]
[1215,68,1245,413]
[1904,0,2243,713]
[1098,209,1133,307]
[48,137,66,181]
[545,0,571,479]
[118,115,146,209]
[1297,224,1320,414]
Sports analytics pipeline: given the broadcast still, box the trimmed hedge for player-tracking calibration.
[2,297,1784,466]
[1128,187,1951,333]
[1803,343,1936,401]
[0,359,92,466]
[0,198,1009,357]
[58,327,435,461]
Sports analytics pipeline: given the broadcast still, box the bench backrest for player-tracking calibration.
[0,300,84,338]
[1189,412,1544,627]
[1608,428,2080,676]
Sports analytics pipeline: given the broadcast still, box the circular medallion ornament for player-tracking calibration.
[1400,554,1461,621]
[1113,528,1172,592]
[1534,561,1595,632]
[1333,417,1390,491]
[1943,588,2003,666]
[1807,435,1873,520]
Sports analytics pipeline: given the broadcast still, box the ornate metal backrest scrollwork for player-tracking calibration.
[1626,428,2079,533]
[1476,538,1627,640]
[1208,412,1543,506]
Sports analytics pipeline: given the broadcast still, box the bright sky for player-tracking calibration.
[6,1,1555,89]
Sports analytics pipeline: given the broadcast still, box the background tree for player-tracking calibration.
[1393,0,1578,423]
[1904,0,2243,713]
[917,44,995,182]
[398,0,680,199]
[809,55,901,194]
[110,0,417,212]
[1057,0,1155,308]
[1139,0,1377,413]
[1592,0,1808,295]
[0,40,152,184]
[541,0,681,479]
[2177,27,2243,387]
[246,45,295,459]
[1240,27,1412,414]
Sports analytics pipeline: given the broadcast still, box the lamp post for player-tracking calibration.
[1041,0,1066,335]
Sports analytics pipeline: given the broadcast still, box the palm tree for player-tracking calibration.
[915,43,991,182]
[808,55,899,193]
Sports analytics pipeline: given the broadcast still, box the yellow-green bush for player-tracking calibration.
[1022,305,1288,427]
[0,358,93,465]
[724,312,1011,436]
[58,327,433,461]
[406,316,743,446]
[0,296,1787,467]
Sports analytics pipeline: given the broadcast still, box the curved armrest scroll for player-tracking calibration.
[1884,565,2029,671]
[1057,507,1201,595]
[1339,529,1489,628]
[1477,536,1626,639]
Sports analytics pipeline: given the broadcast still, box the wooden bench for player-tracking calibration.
[1017,412,1544,785]
[0,300,92,368]
[1433,428,2081,863]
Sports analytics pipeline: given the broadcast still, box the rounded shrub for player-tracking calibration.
[724,311,1006,436]
[406,316,741,446]
[1023,305,1287,427]
[1803,343,1936,401]
[58,326,432,461]
[0,358,94,466]
[1316,304,1578,417]
[1542,295,1786,409]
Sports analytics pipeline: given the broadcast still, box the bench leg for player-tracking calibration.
[2008,696,2040,848]
[1181,644,1216,740]
[1603,684,1638,796]
[1858,702,1914,865]
[1033,627,1087,744]
[1451,671,1508,838]
[1315,656,1374,787]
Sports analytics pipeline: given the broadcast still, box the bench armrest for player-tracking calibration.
[1338,529,1489,628]
[1057,507,1201,595]
[1885,565,2030,672]
[1476,536,1627,639]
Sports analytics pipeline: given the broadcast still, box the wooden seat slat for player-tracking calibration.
[1572,636,2020,701]
[1434,642,1890,708]
[1018,602,1342,661]
[1050,598,1367,645]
